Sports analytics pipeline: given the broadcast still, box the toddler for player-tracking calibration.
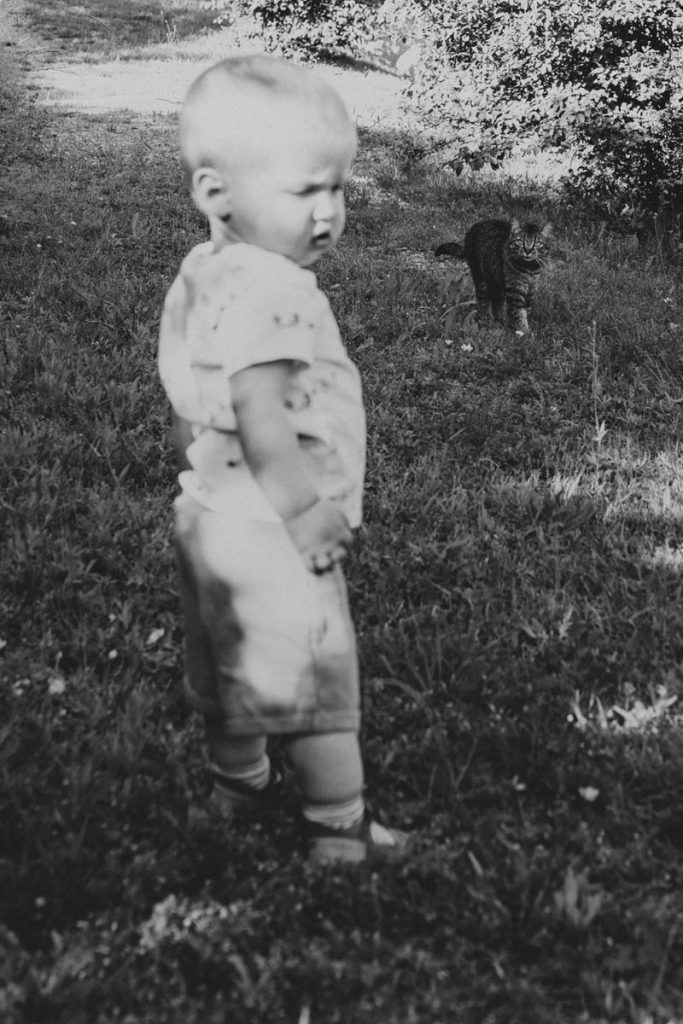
[158,54,407,863]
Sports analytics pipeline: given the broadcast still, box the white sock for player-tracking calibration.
[302,794,365,831]
[212,754,271,791]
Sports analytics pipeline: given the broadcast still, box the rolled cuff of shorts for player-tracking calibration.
[183,673,360,736]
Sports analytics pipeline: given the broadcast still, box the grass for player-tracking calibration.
[19,0,219,54]
[2,3,683,1023]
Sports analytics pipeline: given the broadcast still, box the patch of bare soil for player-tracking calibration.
[10,6,406,129]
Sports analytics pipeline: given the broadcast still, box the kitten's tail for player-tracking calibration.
[434,241,465,259]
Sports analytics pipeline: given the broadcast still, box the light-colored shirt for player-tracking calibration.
[159,242,365,526]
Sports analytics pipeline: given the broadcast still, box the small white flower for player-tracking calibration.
[298,1004,312,1024]
[579,785,600,803]
[108,649,118,660]
[146,627,165,646]
[460,342,473,352]
[48,675,67,696]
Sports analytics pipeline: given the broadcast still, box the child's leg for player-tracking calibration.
[288,731,408,863]
[288,730,363,802]
[205,720,269,780]
[204,721,281,817]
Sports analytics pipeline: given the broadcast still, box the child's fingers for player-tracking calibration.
[309,544,347,574]
[327,550,346,571]
[310,554,331,574]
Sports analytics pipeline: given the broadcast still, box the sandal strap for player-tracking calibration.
[305,812,410,864]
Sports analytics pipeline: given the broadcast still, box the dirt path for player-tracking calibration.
[2,1,406,130]
[35,54,405,128]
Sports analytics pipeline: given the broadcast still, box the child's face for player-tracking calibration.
[219,113,356,267]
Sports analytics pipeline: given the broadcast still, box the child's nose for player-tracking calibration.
[313,190,336,221]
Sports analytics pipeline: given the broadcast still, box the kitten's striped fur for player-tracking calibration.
[435,219,551,334]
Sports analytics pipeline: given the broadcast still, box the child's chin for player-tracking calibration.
[298,249,325,267]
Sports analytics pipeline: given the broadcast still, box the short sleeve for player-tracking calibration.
[214,268,321,378]
[162,244,326,429]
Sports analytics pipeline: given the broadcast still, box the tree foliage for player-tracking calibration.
[209,0,683,217]
[211,0,380,58]
[389,0,683,216]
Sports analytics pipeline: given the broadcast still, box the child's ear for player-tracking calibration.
[191,166,231,219]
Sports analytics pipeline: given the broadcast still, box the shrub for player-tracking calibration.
[377,0,683,217]
[211,0,381,59]
[206,0,683,221]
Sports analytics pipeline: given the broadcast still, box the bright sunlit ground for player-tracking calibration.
[27,18,406,126]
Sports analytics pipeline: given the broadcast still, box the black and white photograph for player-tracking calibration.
[2,1,683,1021]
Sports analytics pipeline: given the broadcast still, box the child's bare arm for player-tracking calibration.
[170,409,195,471]
[230,360,352,571]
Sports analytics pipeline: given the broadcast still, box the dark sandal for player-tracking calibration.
[208,760,285,819]
[306,813,410,864]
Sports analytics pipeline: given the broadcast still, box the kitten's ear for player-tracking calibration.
[510,218,520,231]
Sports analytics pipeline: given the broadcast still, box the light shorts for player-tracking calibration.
[174,491,360,736]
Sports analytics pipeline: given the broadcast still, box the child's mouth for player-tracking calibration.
[312,231,331,248]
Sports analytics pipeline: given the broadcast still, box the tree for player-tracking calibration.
[207,0,683,217]
[388,0,683,215]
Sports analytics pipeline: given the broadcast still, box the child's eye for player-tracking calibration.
[293,183,344,197]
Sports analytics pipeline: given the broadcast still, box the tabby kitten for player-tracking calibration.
[435,219,552,334]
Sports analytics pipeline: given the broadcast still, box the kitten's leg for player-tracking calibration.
[506,282,530,334]
[490,284,506,325]
[470,269,492,323]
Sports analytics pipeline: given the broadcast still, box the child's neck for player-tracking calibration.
[209,215,242,251]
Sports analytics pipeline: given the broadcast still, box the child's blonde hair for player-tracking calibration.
[179,54,355,181]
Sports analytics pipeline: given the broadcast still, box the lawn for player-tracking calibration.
[2,2,683,1022]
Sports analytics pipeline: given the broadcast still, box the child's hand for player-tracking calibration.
[285,500,352,573]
